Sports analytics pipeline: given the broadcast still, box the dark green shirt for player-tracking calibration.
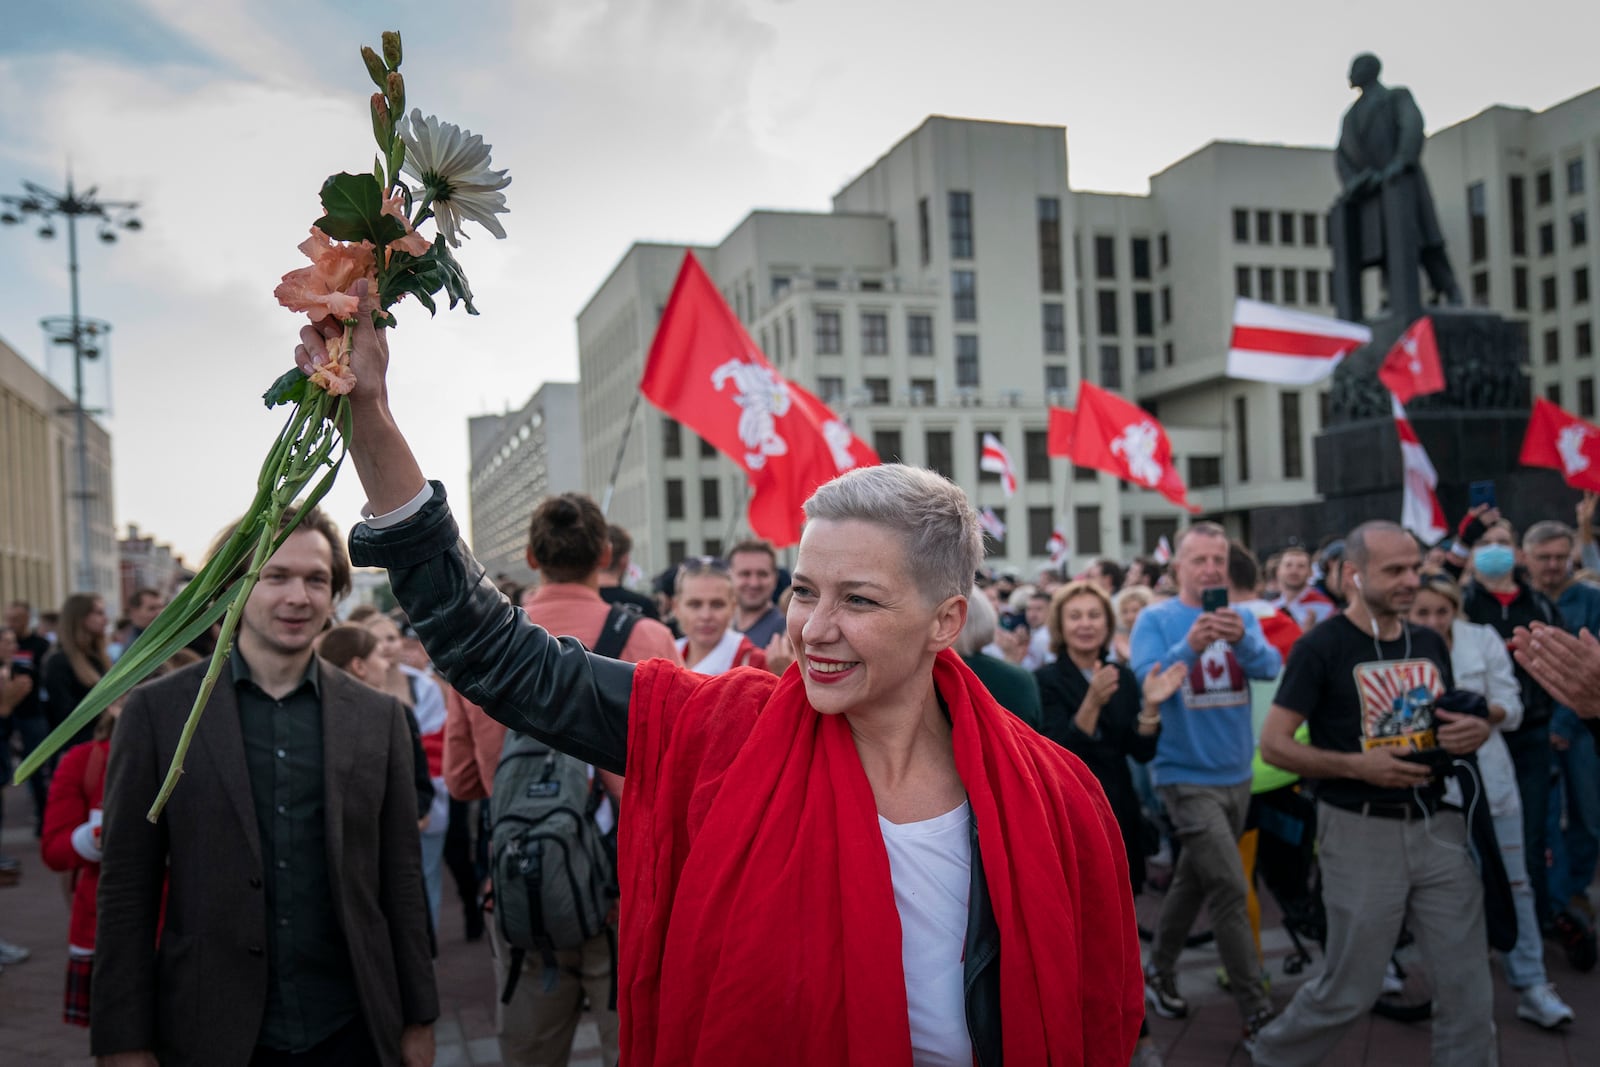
[232,649,358,1052]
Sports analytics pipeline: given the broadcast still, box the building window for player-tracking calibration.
[1514,266,1530,311]
[1235,266,1252,299]
[1468,181,1487,263]
[1305,269,1322,305]
[1539,222,1556,257]
[1255,210,1272,244]
[703,538,723,559]
[771,274,792,300]
[699,434,718,459]
[1164,341,1175,366]
[1038,197,1063,292]
[1582,378,1597,419]
[1509,176,1527,256]
[667,540,686,564]
[1158,232,1170,268]
[814,275,839,291]
[1279,211,1296,245]
[787,313,796,357]
[1544,329,1560,365]
[1097,289,1119,335]
[1302,212,1319,246]
[1028,507,1054,557]
[873,429,902,462]
[918,197,931,266]
[1042,303,1066,353]
[1543,275,1559,312]
[859,277,883,292]
[1025,430,1050,482]
[1281,390,1304,479]
[949,191,974,258]
[1575,211,1590,248]
[665,479,685,520]
[1232,208,1249,243]
[1578,267,1592,305]
[1234,395,1250,482]
[1257,267,1275,303]
[1282,268,1299,305]
[903,314,934,357]
[1075,506,1102,555]
[818,376,844,404]
[700,478,720,520]
[1136,344,1157,372]
[1472,271,1491,307]
[1099,344,1122,389]
[956,336,980,387]
[911,377,938,404]
[1547,382,1563,405]
[864,377,891,405]
[662,418,682,458]
[953,270,978,321]
[815,309,842,353]
[1133,292,1154,336]
[1569,158,1586,196]
[1536,170,1553,205]
[1579,322,1594,358]
[1073,464,1098,483]
[1188,455,1221,488]
[1131,236,1152,280]
[861,312,889,355]
[1160,286,1172,324]
[1095,235,1116,279]
[926,430,954,478]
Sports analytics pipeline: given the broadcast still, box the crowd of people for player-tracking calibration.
[0,313,1597,1067]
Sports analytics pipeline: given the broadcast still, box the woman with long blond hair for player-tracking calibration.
[43,594,111,749]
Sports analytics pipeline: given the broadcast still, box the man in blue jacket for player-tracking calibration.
[1131,522,1282,1038]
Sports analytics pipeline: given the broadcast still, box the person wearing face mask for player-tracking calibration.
[1446,507,1565,932]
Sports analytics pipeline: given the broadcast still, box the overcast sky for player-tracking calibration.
[3,0,1596,565]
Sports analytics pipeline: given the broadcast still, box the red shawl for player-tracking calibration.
[618,648,1142,1065]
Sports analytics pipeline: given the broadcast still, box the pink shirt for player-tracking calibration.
[442,582,682,799]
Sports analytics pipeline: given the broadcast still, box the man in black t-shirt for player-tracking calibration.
[3,599,54,837]
[1249,522,1494,1067]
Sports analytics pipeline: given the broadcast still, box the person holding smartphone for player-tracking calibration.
[1129,523,1283,1042]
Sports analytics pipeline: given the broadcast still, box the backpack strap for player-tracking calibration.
[591,603,641,661]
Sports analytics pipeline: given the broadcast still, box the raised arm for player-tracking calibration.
[310,295,636,773]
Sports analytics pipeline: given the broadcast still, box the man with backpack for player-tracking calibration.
[450,492,678,1067]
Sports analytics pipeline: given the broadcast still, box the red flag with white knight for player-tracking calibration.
[1046,406,1077,457]
[640,252,879,546]
[1378,316,1446,404]
[1070,382,1198,512]
[1519,398,1600,493]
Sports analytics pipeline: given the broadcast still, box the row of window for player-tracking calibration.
[1092,289,1160,337]
[1472,173,1590,263]
[1232,208,1325,249]
[1470,265,1591,313]
[1544,376,1598,419]
[1539,321,1597,364]
[1089,234,1164,281]
[812,310,936,356]
[1235,266,1332,307]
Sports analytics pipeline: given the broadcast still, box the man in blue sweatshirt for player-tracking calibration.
[1131,522,1282,1036]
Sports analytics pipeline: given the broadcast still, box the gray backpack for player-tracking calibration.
[489,604,637,1004]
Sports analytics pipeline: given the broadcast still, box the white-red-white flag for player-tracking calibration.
[1392,394,1448,543]
[1047,528,1070,565]
[979,432,1018,497]
[1227,298,1372,385]
[978,507,1007,542]
[1378,316,1446,403]
[1153,536,1173,565]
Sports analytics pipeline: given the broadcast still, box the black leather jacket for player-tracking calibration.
[349,484,1004,1065]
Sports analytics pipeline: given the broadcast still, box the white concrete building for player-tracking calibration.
[466,381,583,586]
[578,90,1600,574]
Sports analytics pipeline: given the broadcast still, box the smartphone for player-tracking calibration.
[1469,479,1496,509]
[1201,587,1228,613]
[998,611,1027,633]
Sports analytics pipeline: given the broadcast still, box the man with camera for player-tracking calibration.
[1130,522,1282,1040]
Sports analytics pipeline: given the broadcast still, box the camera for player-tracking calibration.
[998,611,1028,633]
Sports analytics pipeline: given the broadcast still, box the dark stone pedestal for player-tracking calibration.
[1249,308,1579,551]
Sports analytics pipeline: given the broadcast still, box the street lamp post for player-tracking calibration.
[2,176,141,593]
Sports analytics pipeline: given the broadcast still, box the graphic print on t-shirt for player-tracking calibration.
[1353,657,1443,752]
[1182,642,1249,709]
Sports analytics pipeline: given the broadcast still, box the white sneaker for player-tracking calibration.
[1516,983,1575,1029]
[0,939,28,965]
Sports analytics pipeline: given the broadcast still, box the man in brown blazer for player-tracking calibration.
[92,507,438,1067]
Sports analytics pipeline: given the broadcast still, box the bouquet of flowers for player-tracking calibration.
[12,30,509,818]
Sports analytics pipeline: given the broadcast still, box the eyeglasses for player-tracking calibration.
[677,556,729,576]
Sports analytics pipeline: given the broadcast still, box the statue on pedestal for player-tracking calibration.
[1329,53,1463,325]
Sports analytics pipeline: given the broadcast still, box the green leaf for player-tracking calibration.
[378,248,445,315]
[263,368,310,408]
[312,172,408,247]
[430,237,479,315]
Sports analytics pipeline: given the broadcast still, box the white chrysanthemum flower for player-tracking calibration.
[400,109,511,246]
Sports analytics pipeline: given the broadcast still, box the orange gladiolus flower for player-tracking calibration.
[274,229,380,322]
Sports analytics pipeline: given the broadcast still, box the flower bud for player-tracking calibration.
[382,31,403,70]
[385,72,405,120]
[370,94,390,149]
[360,46,387,90]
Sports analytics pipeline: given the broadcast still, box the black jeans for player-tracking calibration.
[250,1018,379,1067]
[1505,725,1554,925]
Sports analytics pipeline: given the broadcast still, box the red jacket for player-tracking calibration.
[41,739,109,951]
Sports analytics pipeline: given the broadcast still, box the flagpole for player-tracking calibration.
[721,477,748,549]
[601,391,645,517]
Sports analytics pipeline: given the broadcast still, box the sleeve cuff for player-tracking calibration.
[349,480,462,570]
[362,483,434,529]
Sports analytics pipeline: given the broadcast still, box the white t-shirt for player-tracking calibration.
[879,802,973,1067]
